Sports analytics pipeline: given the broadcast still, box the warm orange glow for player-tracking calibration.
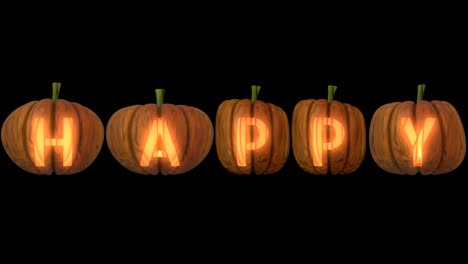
[309,118,344,167]
[140,119,180,167]
[34,118,73,167]
[234,117,268,166]
[401,117,436,166]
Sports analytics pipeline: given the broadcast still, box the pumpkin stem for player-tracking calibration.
[328,85,337,103]
[156,89,165,107]
[251,85,261,104]
[417,84,426,103]
[52,82,61,103]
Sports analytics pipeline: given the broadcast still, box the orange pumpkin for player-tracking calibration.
[106,89,213,175]
[369,84,466,175]
[215,85,290,175]
[292,85,366,175]
[1,82,104,175]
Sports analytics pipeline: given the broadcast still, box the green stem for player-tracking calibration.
[328,85,337,103]
[251,85,261,103]
[52,82,61,103]
[417,84,426,103]
[156,89,165,107]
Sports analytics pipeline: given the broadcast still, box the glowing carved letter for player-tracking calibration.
[310,118,344,167]
[401,117,436,166]
[140,119,180,167]
[34,118,73,167]
[234,117,269,167]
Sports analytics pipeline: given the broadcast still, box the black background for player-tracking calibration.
[1,3,466,183]
[0,4,467,247]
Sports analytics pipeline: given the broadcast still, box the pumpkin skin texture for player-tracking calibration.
[369,85,466,175]
[106,89,213,175]
[1,83,104,175]
[215,85,290,175]
[292,86,366,175]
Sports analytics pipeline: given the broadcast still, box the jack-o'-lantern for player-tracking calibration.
[369,84,465,175]
[292,85,366,175]
[215,85,290,175]
[1,82,104,175]
[106,89,214,175]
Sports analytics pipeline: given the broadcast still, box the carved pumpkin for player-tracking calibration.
[106,89,213,175]
[292,85,366,175]
[369,84,466,175]
[1,82,104,175]
[215,85,290,175]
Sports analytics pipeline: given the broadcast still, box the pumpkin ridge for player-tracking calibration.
[411,101,421,175]
[50,100,57,173]
[447,101,465,172]
[442,101,466,172]
[128,105,143,174]
[412,104,418,170]
[63,101,82,175]
[22,101,40,174]
[305,100,314,174]
[351,104,367,174]
[389,103,404,174]
[342,104,351,175]
[250,101,255,174]
[326,100,331,174]
[229,100,240,175]
[152,104,163,175]
[430,101,446,173]
[179,105,191,174]
[263,103,275,175]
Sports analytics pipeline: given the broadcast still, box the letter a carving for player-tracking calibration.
[140,119,180,167]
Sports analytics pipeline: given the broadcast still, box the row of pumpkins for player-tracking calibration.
[1,83,465,175]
